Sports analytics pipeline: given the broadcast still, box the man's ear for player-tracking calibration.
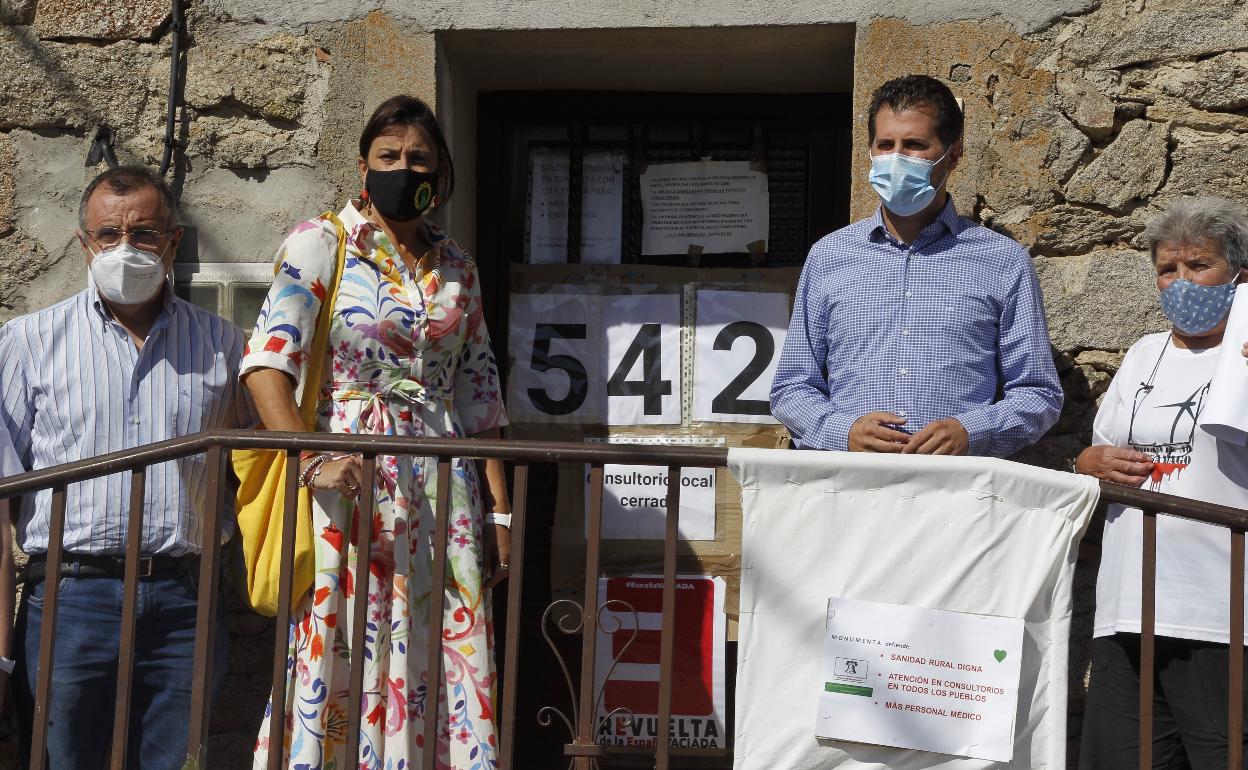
[77,231,94,264]
[947,139,964,170]
[165,226,184,268]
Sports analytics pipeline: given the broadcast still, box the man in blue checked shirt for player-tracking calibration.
[1,166,252,769]
[770,75,1063,456]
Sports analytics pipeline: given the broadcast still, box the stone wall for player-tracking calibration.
[4,0,1248,766]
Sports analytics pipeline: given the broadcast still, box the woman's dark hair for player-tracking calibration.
[867,74,964,151]
[358,94,455,205]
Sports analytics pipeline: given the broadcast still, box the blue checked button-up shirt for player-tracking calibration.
[770,200,1063,457]
[0,287,253,556]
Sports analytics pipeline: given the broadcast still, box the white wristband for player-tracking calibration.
[487,512,512,528]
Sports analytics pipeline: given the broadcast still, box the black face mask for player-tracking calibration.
[364,168,439,221]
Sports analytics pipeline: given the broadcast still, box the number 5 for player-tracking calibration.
[527,323,589,416]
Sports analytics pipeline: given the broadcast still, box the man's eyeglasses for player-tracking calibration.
[84,227,171,251]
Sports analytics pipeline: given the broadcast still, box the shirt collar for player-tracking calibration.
[90,281,179,328]
[868,195,964,247]
[340,201,450,283]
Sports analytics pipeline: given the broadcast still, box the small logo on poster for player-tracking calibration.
[835,657,868,682]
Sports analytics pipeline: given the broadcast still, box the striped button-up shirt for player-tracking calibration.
[0,287,252,555]
[770,200,1063,457]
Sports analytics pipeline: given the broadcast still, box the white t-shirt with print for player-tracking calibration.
[1093,332,1248,643]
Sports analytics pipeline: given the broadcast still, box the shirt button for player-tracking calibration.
[901,330,910,337]
[899,368,908,375]
[905,290,913,298]
[899,410,908,417]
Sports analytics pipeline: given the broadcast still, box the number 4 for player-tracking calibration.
[606,323,672,415]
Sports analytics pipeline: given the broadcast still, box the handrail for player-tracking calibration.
[0,429,728,497]
[0,429,1244,529]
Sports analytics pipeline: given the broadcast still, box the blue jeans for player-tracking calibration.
[14,566,229,770]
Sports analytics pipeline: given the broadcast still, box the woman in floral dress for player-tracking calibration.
[242,95,511,770]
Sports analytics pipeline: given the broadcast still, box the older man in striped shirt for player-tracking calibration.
[1,166,251,769]
[771,75,1062,457]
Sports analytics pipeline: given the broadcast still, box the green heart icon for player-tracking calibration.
[993,650,1007,663]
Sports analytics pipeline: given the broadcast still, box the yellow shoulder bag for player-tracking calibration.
[233,212,347,616]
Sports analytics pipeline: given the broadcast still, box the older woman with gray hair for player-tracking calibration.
[1077,196,1248,768]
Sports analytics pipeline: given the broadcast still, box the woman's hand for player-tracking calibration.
[483,523,511,589]
[1075,445,1155,487]
[302,454,365,499]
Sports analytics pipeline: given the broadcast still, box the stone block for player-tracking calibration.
[179,167,335,263]
[991,204,1143,256]
[1062,0,1248,69]
[0,0,36,24]
[1065,120,1168,213]
[0,134,15,236]
[0,227,51,316]
[1165,128,1248,208]
[188,113,315,169]
[1159,51,1248,113]
[35,0,169,41]
[1056,73,1117,141]
[0,26,163,132]
[185,34,314,122]
[1074,349,1126,374]
[1036,250,1168,351]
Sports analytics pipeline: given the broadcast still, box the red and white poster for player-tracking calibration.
[594,575,727,749]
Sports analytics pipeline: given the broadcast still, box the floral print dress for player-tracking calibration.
[242,202,507,770]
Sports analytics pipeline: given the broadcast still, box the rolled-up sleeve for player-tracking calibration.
[240,217,340,384]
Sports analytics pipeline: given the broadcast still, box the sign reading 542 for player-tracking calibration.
[508,293,682,425]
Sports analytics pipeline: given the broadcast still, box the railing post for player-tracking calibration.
[655,465,682,770]
[1231,528,1245,770]
[110,467,148,770]
[267,451,304,770]
[1141,509,1157,770]
[345,453,378,766]
[573,462,605,769]
[186,445,227,765]
[499,463,530,769]
[29,484,68,770]
[422,458,454,770]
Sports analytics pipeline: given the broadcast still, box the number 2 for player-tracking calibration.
[711,321,773,416]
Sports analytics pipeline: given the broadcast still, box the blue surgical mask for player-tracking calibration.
[869,147,951,217]
[1159,277,1239,335]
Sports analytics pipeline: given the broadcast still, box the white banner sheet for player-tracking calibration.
[728,449,1099,770]
[1199,284,1248,445]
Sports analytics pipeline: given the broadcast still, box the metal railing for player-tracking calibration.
[0,429,1245,769]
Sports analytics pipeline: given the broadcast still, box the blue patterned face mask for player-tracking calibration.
[868,146,951,217]
[1159,277,1238,335]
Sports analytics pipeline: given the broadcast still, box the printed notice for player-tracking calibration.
[816,597,1024,762]
[640,161,768,255]
[529,149,625,264]
[587,464,716,540]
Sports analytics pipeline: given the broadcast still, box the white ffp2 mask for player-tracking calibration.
[88,243,168,305]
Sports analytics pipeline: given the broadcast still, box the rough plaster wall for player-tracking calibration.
[4,0,1248,766]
